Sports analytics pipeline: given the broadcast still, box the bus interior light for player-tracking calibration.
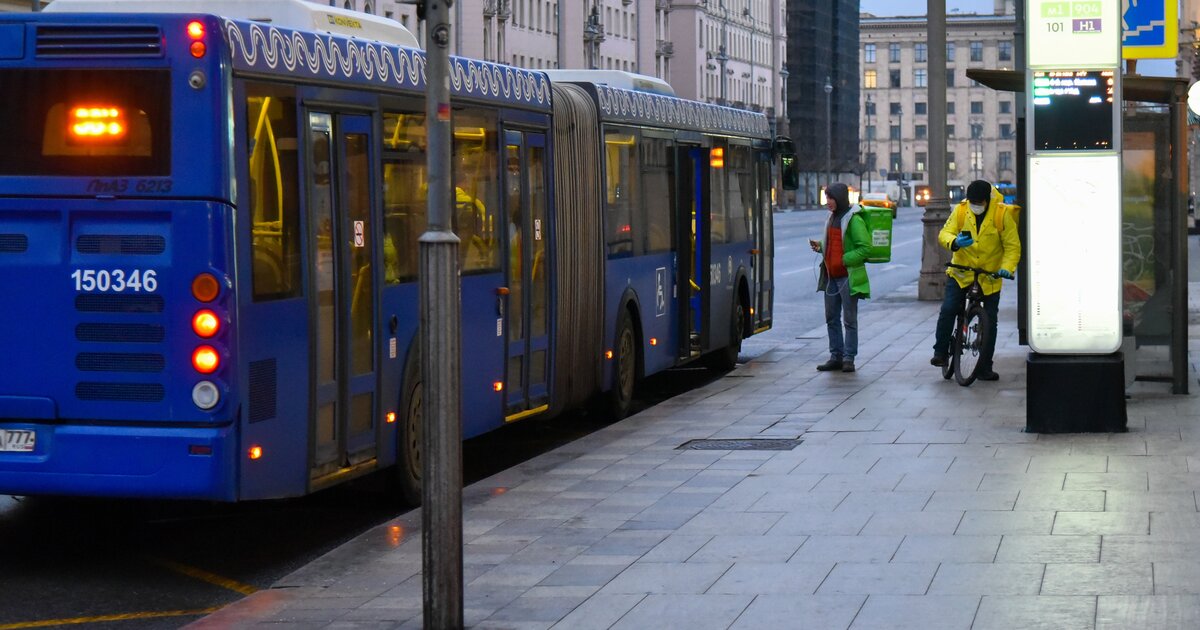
[710,147,725,168]
[192,346,220,374]
[192,310,220,338]
[192,380,220,409]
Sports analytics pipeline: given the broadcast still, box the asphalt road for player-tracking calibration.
[0,208,928,629]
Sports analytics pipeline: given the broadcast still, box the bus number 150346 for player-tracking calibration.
[71,269,158,293]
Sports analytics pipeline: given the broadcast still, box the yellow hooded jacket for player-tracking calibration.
[938,184,1021,295]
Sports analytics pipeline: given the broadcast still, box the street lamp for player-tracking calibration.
[824,76,833,191]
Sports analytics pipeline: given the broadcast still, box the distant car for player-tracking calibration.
[860,192,897,218]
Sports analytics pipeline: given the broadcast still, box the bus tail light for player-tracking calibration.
[192,381,220,409]
[187,20,206,58]
[192,346,219,373]
[192,273,220,302]
[68,106,127,142]
[192,309,220,338]
[248,445,263,460]
[493,381,503,392]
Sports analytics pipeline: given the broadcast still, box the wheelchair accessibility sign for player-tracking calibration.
[1122,0,1177,59]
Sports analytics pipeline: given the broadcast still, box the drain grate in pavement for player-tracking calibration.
[676,438,803,451]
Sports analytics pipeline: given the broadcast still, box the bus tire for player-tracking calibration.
[707,298,744,372]
[392,347,423,506]
[608,308,638,420]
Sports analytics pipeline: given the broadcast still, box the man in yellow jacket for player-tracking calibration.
[931,180,1021,380]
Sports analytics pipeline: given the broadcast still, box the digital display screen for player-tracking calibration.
[1032,70,1114,151]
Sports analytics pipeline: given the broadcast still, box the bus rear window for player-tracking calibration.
[0,69,170,176]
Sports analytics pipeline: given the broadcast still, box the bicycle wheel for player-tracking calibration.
[941,319,956,380]
[954,304,991,386]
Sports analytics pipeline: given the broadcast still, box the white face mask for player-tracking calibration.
[969,203,986,215]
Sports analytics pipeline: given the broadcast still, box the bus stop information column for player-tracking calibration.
[1025,0,1126,432]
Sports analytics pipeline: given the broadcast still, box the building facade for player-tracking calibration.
[786,0,859,203]
[860,10,1018,202]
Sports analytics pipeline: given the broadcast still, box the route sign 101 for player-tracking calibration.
[1029,0,1118,68]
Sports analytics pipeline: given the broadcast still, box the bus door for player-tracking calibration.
[753,150,773,329]
[675,144,709,359]
[502,131,550,419]
[307,112,378,481]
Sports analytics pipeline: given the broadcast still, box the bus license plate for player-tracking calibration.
[0,429,35,452]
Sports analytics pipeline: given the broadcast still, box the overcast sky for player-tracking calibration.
[859,0,999,16]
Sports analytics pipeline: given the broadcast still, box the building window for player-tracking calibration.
[947,152,956,171]
[865,69,877,88]
[915,43,927,63]
[915,102,927,115]
[970,41,983,62]
[889,42,901,63]
[970,101,984,114]
[889,102,902,115]
[915,124,927,139]
[865,43,876,63]
[889,69,901,88]
[914,68,927,87]
[999,151,1012,171]
[971,149,983,173]
[947,42,955,62]
[916,152,927,171]
[865,125,876,140]
[947,102,955,114]
[946,68,955,87]
[947,124,955,137]
[890,152,902,172]
[1000,123,1012,138]
[999,101,1011,114]
[970,123,983,139]
[866,101,876,116]
[866,152,876,169]
[889,124,900,140]
[999,41,1013,61]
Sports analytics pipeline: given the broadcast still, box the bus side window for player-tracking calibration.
[245,85,301,300]
[604,126,638,256]
[382,110,428,284]
[452,109,500,273]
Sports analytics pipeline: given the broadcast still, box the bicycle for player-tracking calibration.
[942,262,1003,386]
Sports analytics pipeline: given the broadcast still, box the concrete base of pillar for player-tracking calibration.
[918,203,952,301]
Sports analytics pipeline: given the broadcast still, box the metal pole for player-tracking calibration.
[421,0,463,625]
[718,2,729,106]
[918,0,951,300]
[1172,87,1189,394]
[825,76,832,189]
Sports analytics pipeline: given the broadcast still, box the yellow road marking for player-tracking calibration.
[0,607,221,629]
[149,557,259,596]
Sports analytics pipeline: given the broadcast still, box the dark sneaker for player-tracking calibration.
[816,358,843,371]
[930,353,947,367]
[976,370,999,381]
[841,359,856,373]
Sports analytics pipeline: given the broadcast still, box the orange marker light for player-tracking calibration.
[493,381,504,392]
[605,350,613,359]
[192,273,220,302]
[650,337,658,346]
[710,147,725,169]
[386,412,396,424]
[68,106,127,141]
[190,41,206,58]
[192,309,220,338]
[248,445,263,460]
[187,20,205,39]
[192,346,219,373]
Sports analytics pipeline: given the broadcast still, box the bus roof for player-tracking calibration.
[542,70,675,97]
[43,0,421,49]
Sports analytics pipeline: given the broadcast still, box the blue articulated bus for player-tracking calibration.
[0,0,793,502]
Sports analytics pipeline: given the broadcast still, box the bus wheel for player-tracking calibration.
[608,309,637,420]
[707,299,744,372]
[393,350,422,506]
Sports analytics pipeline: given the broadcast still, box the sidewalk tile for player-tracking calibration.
[1012,490,1105,512]
[996,535,1101,563]
[688,535,807,564]
[550,594,645,630]
[747,490,847,512]
[894,471,985,492]
[928,563,1045,595]
[978,472,1066,491]
[1042,563,1153,595]
[847,595,980,629]
[707,561,833,594]
[598,562,731,595]
[1096,595,1200,629]
[1106,491,1198,512]
[973,595,1097,630]
[790,535,904,564]
[868,456,954,476]
[1149,512,1200,538]
[893,535,1001,563]
[836,491,932,512]
[859,511,964,536]
[769,510,872,536]
[1053,512,1149,536]
[1149,562,1200,595]
[1027,455,1109,473]
[609,594,752,630]
[1101,536,1200,563]
[1064,472,1149,492]
[817,563,939,595]
[956,510,1055,535]
[676,511,783,536]
[729,594,864,630]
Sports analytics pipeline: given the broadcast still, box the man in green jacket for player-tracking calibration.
[808,182,871,373]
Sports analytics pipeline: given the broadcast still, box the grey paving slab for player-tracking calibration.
[924,490,1018,511]
[972,595,1098,630]
[859,511,964,535]
[550,594,645,630]
[1106,490,1198,512]
[848,595,980,629]
[790,535,904,564]
[687,534,807,564]
[707,561,834,595]
[597,562,731,595]
[996,535,1102,563]
[817,563,940,596]
[609,594,752,630]
[1013,490,1105,512]
[1096,595,1200,629]
[956,510,1055,535]
[729,594,865,630]
[1052,511,1150,536]
[1041,563,1154,596]
[892,535,1001,563]
[927,562,1045,595]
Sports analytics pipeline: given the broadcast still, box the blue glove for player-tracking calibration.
[953,234,974,249]
[997,269,1013,279]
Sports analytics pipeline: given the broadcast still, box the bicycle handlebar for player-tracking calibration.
[945,262,1002,279]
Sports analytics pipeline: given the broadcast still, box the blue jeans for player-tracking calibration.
[824,276,858,360]
[934,281,1000,372]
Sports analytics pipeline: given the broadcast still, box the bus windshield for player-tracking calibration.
[0,69,170,176]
